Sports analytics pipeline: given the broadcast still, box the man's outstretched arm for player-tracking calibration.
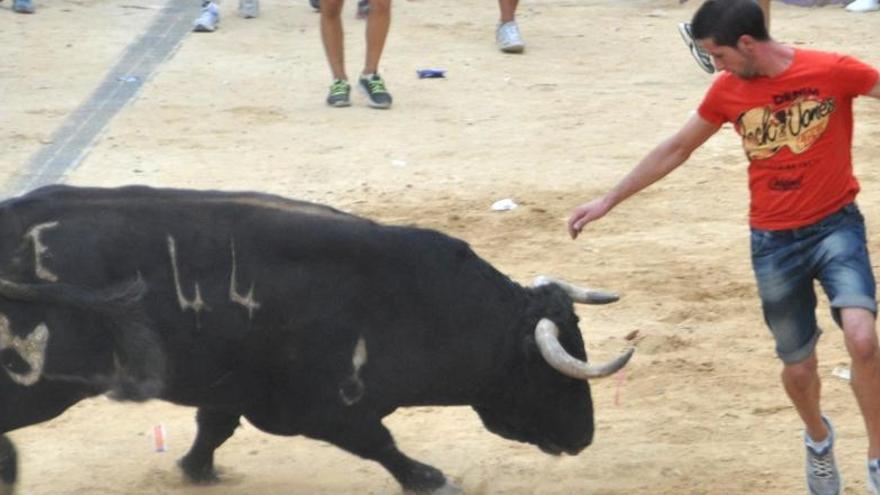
[568,113,721,239]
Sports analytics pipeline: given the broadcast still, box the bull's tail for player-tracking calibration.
[0,435,17,495]
[95,278,166,402]
[107,317,166,402]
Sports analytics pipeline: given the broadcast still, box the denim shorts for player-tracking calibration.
[750,203,877,364]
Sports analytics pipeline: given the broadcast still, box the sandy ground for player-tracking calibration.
[2,0,880,493]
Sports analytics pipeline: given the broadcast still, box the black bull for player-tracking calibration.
[0,185,633,495]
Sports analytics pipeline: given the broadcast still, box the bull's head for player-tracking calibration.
[474,276,633,456]
[0,277,165,401]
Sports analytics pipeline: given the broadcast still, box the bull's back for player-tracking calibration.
[0,185,368,279]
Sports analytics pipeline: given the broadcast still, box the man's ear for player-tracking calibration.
[737,34,757,52]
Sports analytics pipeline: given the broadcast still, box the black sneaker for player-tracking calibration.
[358,74,392,109]
[326,79,351,107]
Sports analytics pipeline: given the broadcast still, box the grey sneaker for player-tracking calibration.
[358,73,392,109]
[805,416,842,495]
[326,79,351,107]
[239,0,259,18]
[193,2,220,32]
[496,21,525,53]
[11,0,35,13]
[869,459,880,495]
[678,22,714,74]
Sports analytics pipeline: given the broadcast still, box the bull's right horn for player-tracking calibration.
[534,318,633,380]
[533,275,619,305]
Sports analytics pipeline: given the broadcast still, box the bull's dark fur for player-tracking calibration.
[0,185,607,494]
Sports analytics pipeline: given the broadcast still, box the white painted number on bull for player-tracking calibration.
[0,316,49,386]
[229,239,260,319]
[352,337,367,373]
[167,236,209,316]
[25,221,60,282]
[340,337,368,406]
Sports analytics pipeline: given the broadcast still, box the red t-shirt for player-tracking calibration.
[698,48,879,230]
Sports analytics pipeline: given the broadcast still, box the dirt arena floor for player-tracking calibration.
[2,0,880,493]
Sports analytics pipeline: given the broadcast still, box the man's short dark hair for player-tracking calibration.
[691,0,769,47]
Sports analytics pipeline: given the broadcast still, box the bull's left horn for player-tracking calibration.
[533,275,619,305]
[535,318,634,380]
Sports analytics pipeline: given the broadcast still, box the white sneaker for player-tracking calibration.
[239,0,259,18]
[193,2,220,32]
[845,0,879,11]
[496,21,525,54]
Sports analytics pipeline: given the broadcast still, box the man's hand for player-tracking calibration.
[567,197,612,239]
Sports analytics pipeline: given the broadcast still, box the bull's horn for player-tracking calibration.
[534,318,634,380]
[533,275,619,305]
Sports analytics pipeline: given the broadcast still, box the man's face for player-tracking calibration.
[698,37,757,79]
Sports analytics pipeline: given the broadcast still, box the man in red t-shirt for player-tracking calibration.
[566,0,880,493]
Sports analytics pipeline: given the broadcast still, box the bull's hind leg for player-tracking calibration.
[305,416,460,495]
[0,435,15,495]
[178,408,240,483]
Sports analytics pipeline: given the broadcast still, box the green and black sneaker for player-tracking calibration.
[358,73,392,109]
[326,79,351,107]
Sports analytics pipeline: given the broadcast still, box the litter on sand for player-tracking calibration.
[491,198,518,211]
[153,424,167,452]
[417,69,446,79]
[831,366,851,381]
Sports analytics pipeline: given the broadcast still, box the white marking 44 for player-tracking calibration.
[167,236,209,315]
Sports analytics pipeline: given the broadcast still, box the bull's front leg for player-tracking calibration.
[0,435,16,495]
[305,415,461,495]
[178,408,241,483]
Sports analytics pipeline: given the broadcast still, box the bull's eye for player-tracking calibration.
[0,348,31,374]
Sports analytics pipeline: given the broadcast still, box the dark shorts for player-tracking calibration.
[750,203,877,364]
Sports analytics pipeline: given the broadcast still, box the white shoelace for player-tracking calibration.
[809,452,836,478]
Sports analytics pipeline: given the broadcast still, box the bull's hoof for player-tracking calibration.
[177,457,220,484]
[403,479,462,495]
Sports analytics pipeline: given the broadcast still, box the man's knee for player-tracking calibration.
[845,329,879,363]
[783,354,819,385]
[841,308,879,363]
